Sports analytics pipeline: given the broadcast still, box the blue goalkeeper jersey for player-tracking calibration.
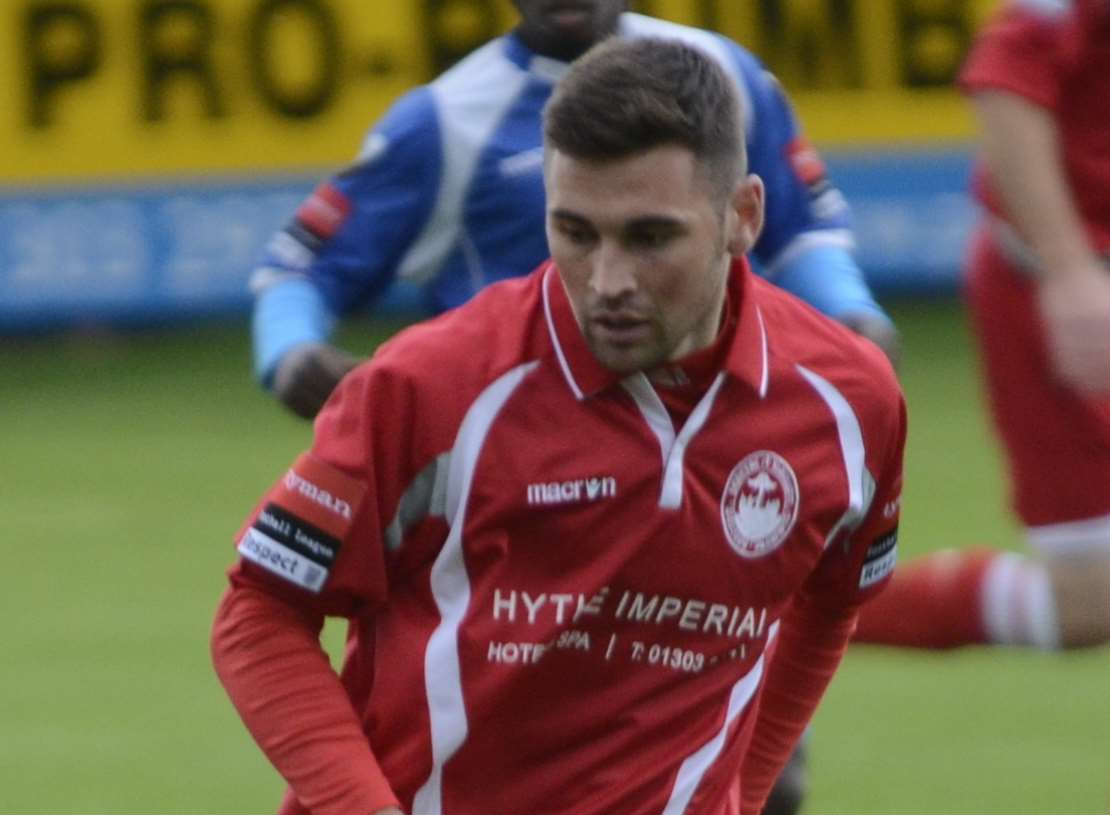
[252,13,876,380]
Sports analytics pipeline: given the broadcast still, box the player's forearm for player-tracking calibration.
[252,275,338,386]
[211,585,399,815]
[739,596,858,815]
[974,91,1099,278]
[769,241,883,321]
[770,243,900,364]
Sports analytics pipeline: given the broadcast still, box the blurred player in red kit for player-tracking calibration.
[855,0,1110,652]
[213,38,906,815]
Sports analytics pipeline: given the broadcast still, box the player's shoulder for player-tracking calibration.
[364,35,522,140]
[428,34,530,103]
[354,271,547,403]
[620,13,762,79]
[1008,0,1108,34]
[754,277,903,419]
[354,84,439,165]
[400,33,537,145]
[982,0,1080,34]
[1009,0,1075,20]
[619,13,768,132]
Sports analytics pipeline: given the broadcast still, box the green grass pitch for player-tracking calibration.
[4,301,1108,813]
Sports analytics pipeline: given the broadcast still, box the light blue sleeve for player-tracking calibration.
[252,276,337,386]
[771,243,891,323]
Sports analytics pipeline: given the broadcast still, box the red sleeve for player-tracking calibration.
[738,595,857,815]
[211,584,399,815]
[959,1,1078,110]
[803,367,907,606]
[739,353,906,812]
[228,366,396,618]
[230,341,468,618]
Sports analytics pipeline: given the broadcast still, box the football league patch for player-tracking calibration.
[237,454,366,593]
[859,528,898,588]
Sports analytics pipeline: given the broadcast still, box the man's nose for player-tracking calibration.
[589,241,637,301]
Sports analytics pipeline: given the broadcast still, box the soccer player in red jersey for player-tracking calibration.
[213,38,906,815]
[854,0,1110,652]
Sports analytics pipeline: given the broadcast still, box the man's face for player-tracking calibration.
[511,0,626,60]
[546,144,764,375]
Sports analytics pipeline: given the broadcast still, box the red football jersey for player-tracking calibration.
[961,0,1110,248]
[229,260,905,814]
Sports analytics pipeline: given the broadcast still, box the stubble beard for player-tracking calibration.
[585,320,668,375]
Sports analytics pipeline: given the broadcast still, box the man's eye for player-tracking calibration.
[629,230,672,249]
[561,225,594,244]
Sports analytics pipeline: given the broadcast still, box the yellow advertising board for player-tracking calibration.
[1,0,999,183]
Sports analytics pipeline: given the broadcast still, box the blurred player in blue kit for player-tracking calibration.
[252,0,897,418]
[249,3,900,811]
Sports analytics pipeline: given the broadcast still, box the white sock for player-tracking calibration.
[981,553,1059,650]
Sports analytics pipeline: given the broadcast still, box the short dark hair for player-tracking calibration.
[543,37,745,202]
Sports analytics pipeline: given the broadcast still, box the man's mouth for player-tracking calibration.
[543,2,595,29]
[592,313,651,346]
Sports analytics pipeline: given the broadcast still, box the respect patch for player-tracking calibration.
[238,527,329,593]
[859,528,898,589]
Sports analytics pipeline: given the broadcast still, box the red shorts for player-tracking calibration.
[965,227,1110,529]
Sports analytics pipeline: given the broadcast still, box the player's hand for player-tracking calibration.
[1038,262,1110,394]
[838,312,902,370]
[272,342,362,419]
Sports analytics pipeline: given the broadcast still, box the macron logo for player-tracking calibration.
[283,470,352,520]
[527,476,617,506]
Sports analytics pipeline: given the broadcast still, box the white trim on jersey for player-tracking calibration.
[383,452,450,552]
[541,266,586,400]
[662,373,728,509]
[1026,509,1110,555]
[796,365,871,548]
[620,13,754,137]
[760,229,856,280]
[530,53,571,83]
[412,361,540,815]
[622,372,729,509]
[755,306,770,398]
[622,374,676,470]
[661,620,781,814]
[396,41,529,286]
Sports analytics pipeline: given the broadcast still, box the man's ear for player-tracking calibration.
[726,174,765,257]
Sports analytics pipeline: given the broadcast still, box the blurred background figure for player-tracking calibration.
[251,0,897,420]
[854,0,1110,654]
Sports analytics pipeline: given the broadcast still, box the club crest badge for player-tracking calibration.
[721,451,799,558]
